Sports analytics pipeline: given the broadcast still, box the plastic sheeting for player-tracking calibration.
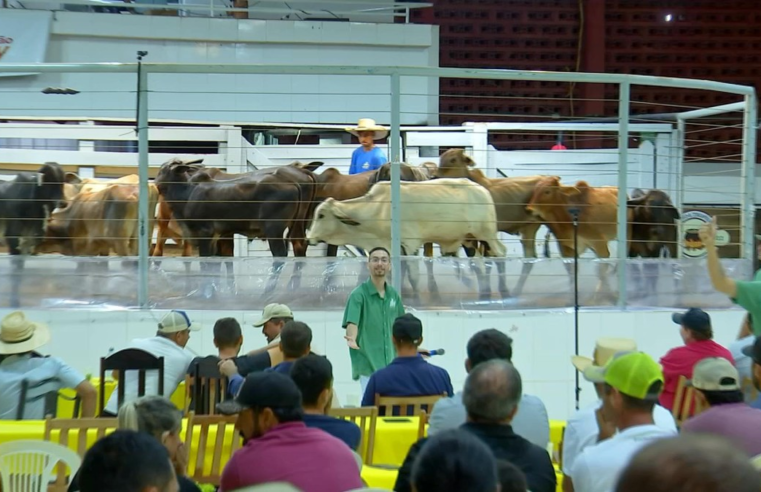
[0,255,752,311]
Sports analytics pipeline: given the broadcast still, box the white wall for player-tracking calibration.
[7,306,746,421]
[0,11,439,125]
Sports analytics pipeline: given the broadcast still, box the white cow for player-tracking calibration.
[307,178,506,300]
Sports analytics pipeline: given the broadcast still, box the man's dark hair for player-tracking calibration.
[213,317,242,349]
[267,407,304,423]
[463,359,522,423]
[690,329,713,342]
[280,321,313,358]
[496,460,528,492]
[368,246,390,258]
[615,434,760,492]
[700,389,744,406]
[290,354,333,407]
[78,430,175,492]
[604,381,663,412]
[412,429,498,492]
[467,329,513,367]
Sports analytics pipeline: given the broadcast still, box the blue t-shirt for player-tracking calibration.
[303,414,362,450]
[349,146,387,175]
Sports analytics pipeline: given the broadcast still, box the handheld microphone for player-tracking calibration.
[422,348,446,357]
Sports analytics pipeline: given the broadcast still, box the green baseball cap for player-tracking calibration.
[583,351,664,400]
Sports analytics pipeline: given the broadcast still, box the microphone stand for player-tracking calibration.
[569,207,581,411]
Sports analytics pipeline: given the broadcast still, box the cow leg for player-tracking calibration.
[590,241,615,305]
[8,253,24,308]
[423,243,441,303]
[196,237,220,299]
[402,254,421,303]
[512,226,542,298]
[455,246,475,290]
[263,236,288,298]
[321,244,339,293]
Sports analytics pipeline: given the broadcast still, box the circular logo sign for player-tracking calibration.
[681,210,730,258]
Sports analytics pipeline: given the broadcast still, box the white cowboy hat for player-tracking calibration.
[345,118,389,140]
[571,337,637,382]
[0,311,50,355]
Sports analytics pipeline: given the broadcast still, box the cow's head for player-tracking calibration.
[436,149,476,179]
[155,158,205,195]
[526,175,577,218]
[307,198,361,245]
[628,189,680,257]
[35,162,66,205]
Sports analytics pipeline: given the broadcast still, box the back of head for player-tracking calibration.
[118,396,181,440]
[213,317,242,348]
[412,429,498,492]
[463,359,522,423]
[496,460,528,492]
[615,434,760,492]
[280,321,313,358]
[467,329,513,367]
[78,429,176,492]
[290,353,333,408]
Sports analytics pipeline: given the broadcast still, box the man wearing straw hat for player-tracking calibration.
[346,118,388,175]
[0,311,97,419]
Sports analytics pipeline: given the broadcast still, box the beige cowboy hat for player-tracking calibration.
[0,311,50,355]
[572,337,637,382]
[345,118,389,140]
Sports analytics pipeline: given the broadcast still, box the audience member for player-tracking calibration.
[562,338,676,485]
[77,429,179,492]
[568,351,676,492]
[496,460,528,492]
[744,335,761,409]
[429,328,550,448]
[69,396,199,492]
[104,310,199,416]
[395,360,555,492]
[187,317,244,398]
[290,353,361,450]
[361,314,453,411]
[729,314,757,402]
[267,321,312,375]
[682,357,761,455]
[0,311,96,419]
[410,428,499,492]
[615,434,761,492]
[218,372,362,492]
[659,308,733,411]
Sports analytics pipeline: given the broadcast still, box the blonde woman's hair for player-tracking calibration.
[117,396,182,440]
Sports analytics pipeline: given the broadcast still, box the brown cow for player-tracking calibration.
[436,148,547,297]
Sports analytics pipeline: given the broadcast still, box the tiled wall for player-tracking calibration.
[3,306,746,421]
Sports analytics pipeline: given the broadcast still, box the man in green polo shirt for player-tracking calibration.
[700,217,761,336]
[342,246,405,396]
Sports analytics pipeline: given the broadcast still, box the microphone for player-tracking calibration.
[421,348,446,357]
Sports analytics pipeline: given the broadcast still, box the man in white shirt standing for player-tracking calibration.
[567,351,676,492]
[562,338,676,490]
[104,310,199,415]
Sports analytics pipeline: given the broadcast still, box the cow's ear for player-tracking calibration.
[64,173,82,185]
[560,186,581,197]
[334,212,360,227]
[304,161,324,172]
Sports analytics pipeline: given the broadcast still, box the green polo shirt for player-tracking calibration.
[342,279,405,380]
[733,280,761,335]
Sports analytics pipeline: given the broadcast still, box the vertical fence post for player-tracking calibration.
[741,93,758,263]
[137,62,150,308]
[390,72,403,293]
[616,82,630,307]
[675,118,686,261]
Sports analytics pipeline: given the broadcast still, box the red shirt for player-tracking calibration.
[659,339,734,411]
[220,421,363,492]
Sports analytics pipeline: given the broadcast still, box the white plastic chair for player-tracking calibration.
[0,440,81,492]
[351,450,363,472]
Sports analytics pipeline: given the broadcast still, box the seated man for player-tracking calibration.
[104,310,199,416]
[0,311,96,419]
[218,372,363,492]
[266,321,312,375]
[361,314,453,411]
[290,353,361,450]
[187,317,243,399]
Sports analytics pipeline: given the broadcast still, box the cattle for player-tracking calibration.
[435,148,548,297]
[370,161,437,184]
[307,178,506,300]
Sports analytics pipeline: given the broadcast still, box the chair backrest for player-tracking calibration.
[374,393,447,417]
[16,377,61,421]
[0,439,82,492]
[416,409,429,440]
[672,374,706,426]
[184,412,242,486]
[329,406,379,465]
[99,348,164,416]
[43,416,118,487]
[185,356,228,416]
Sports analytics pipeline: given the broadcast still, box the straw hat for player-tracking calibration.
[345,118,388,140]
[571,337,637,381]
[0,311,50,355]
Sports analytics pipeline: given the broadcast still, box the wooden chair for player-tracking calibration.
[374,393,447,417]
[16,377,80,420]
[672,375,706,426]
[44,416,119,486]
[99,348,164,416]
[184,412,241,486]
[184,356,228,416]
[329,406,379,465]
[416,410,429,440]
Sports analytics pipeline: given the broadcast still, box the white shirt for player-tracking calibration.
[105,337,193,414]
[570,424,677,492]
[0,354,86,420]
[730,335,755,402]
[562,399,677,475]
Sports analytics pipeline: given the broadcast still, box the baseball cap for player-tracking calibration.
[571,338,638,381]
[158,310,201,333]
[253,304,294,327]
[742,336,761,364]
[672,308,712,334]
[688,357,740,391]
[217,371,303,415]
[584,351,664,400]
[393,313,423,345]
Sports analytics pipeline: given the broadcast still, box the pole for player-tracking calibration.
[740,93,758,263]
[616,82,630,307]
[389,72,402,293]
[136,51,150,308]
[571,207,581,410]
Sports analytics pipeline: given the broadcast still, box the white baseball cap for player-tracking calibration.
[158,310,201,333]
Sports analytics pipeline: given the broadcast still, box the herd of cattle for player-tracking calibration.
[0,149,680,298]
